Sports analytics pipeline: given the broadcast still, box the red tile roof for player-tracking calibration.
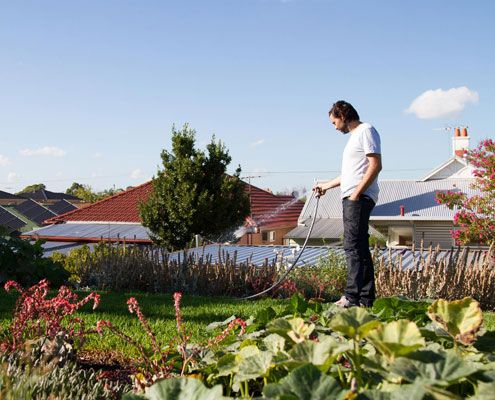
[44,182,153,224]
[44,180,304,229]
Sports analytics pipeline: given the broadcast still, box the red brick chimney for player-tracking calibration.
[452,127,470,158]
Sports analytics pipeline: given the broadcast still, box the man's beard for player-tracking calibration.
[340,123,350,134]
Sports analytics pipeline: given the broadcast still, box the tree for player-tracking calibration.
[16,183,46,195]
[436,139,495,245]
[66,182,124,203]
[139,124,250,250]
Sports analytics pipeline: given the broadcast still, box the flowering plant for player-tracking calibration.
[436,139,495,245]
[1,279,100,352]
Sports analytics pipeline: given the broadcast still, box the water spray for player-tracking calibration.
[240,188,321,300]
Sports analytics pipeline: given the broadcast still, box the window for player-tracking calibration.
[262,231,268,241]
[269,231,275,242]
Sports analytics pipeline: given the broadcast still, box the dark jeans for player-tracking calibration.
[342,195,375,307]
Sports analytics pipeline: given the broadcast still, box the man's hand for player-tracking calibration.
[312,185,326,197]
[313,176,341,198]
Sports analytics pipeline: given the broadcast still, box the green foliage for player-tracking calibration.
[139,124,250,250]
[123,378,228,400]
[372,297,431,326]
[15,183,45,195]
[65,181,123,203]
[289,251,347,300]
[263,363,346,399]
[0,237,69,287]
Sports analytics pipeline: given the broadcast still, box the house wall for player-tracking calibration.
[238,226,295,246]
[414,222,454,249]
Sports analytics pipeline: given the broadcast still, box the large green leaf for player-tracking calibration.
[390,351,477,385]
[289,336,348,367]
[287,317,315,343]
[263,363,346,400]
[328,307,380,340]
[263,333,287,354]
[427,297,483,345]
[233,345,273,383]
[367,320,425,361]
[123,378,227,400]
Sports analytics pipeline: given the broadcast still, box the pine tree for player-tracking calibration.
[139,124,250,250]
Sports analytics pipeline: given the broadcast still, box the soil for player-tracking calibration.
[77,349,137,388]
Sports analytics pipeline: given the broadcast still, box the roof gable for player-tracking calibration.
[421,157,473,181]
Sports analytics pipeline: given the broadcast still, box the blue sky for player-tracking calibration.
[1,0,494,194]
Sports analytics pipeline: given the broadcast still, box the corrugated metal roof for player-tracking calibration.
[168,244,486,270]
[0,206,27,231]
[284,218,382,240]
[14,199,57,225]
[300,179,478,221]
[0,190,24,200]
[18,189,81,201]
[47,199,79,215]
[22,222,151,242]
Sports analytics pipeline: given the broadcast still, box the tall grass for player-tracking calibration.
[375,243,495,309]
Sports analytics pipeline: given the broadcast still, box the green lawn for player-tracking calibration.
[1,291,494,360]
[0,291,286,358]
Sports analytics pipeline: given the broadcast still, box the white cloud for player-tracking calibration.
[7,172,20,183]
[20,146,66,157]
[92,152,103,159]
[0,155,10,166]
[406,86,479,119]
[130,168,149,181]
[250,139,265,148]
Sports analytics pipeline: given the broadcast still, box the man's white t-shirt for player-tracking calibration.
[340,122,381,203]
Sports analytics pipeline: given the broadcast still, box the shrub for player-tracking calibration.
[0,236,69,287]
[288,250,347,300]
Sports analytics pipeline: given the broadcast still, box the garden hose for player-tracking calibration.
[240,191,321,300]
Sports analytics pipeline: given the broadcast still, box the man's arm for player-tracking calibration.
[313,176,341,196]
[349,154,382,201]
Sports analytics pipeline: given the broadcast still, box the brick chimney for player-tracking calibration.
[452,127,470,158]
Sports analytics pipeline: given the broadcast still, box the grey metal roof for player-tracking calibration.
[285,218,383,240]
[18,189,80,201]
[167,244,485,270]
[299,179,479,221]
[168,244,339,267]
[0,206,27,231]
[14,199,57,225]
[47,200,78,215]
[40,241,96,256]
[0,190,24,200]
[22,222,151,241]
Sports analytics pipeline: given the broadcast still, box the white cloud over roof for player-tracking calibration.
[406,86,479,119]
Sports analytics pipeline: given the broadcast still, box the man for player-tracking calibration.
[314,100,382,307]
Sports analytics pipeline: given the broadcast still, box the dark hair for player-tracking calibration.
[329,100,360,122]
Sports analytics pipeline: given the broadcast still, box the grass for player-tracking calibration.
[2,290,495,360]
[0,290,286,359]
